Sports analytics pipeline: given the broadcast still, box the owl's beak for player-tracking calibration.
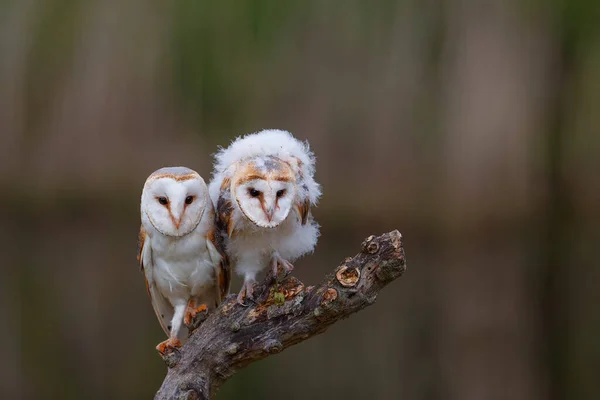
[169,209,183,230]
[265,206,275,222]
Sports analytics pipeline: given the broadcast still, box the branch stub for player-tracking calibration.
[322,288,338,304]
[336,265,361,287]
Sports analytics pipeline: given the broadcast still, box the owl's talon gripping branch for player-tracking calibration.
[270,252,294,281]
[155,230,406,400]
[236,279,257,306]
[184,302,208,327]
[156,338,182,356]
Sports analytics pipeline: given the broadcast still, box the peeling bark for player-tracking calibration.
[154,230,407,400]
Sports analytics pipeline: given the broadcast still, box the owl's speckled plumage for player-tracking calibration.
[208,129,321,304]
[138,167,230,354]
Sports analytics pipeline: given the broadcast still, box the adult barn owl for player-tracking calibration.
[138,167,230,354]
[208,129,321,304]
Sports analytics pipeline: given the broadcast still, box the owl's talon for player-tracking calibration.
[184,302,208,328]
[156,337,182,356]
[269,257,280,284]
[237,279,257,306]
[281,260,294,276]
[270,253,294,282]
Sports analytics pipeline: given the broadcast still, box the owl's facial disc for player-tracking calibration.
[235,179,296,228]
[142,177,207,237]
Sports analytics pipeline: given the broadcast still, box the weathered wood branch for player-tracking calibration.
[154,230,406,400]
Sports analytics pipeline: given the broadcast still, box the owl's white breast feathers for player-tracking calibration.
[142,212,218,302]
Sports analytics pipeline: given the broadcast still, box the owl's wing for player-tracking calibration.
[215,184,236,238]
[288,156,312,225]
[206,229,231,303]
[295,198,311,225]
[210,186,234,303]
[138,226,173,337]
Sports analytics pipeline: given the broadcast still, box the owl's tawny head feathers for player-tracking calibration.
[232,157,297,228]
[141,167,209,237]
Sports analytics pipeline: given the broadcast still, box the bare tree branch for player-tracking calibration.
[154,230,406,400]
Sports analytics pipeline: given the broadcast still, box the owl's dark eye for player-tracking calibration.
[157,197,168,205]
[249,188,261,197]
[185,196,194,205]
[276,189,286,198]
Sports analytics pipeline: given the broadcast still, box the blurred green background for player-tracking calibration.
[1,0,599,399]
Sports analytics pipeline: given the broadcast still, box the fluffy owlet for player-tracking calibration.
[208,130,321,304]
[138,167,230,354]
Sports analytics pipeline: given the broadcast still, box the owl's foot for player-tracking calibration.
[156,337,182,356]
[184,302,208,327]
[270,253,294,281]
[237,279,257,306]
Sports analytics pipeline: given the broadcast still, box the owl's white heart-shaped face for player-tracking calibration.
[141,168,208,237]
[234,178,296,228]
[231,157,298,229]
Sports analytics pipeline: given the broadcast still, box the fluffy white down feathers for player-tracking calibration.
[208,129,321,304]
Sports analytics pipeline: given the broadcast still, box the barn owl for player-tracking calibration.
[138,167,230,354]
[208,129,321,305]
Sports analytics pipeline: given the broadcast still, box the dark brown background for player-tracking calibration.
[1,1,599,399]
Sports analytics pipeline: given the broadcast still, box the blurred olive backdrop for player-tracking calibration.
[1,0,599,399]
